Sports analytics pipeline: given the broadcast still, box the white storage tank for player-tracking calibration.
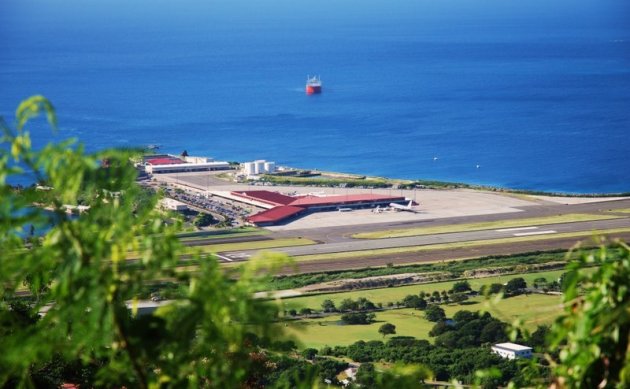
[254,160,266,175]
[264,161,276,173]
[243,162,256,176]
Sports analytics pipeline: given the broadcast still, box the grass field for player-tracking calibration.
[278,294,561,349]
[353,213,620,239]
[190,237,316,253]
[278,269,567,311]
[608,208,630,214]
[178,228,267,242]
[294,227,630,262]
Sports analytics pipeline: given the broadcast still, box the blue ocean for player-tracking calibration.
[1,0,629,193]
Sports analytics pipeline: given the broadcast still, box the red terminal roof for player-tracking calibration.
[146,157,185,165]
[231,191,296,206]
[237,190,410,225]
[289,194,405,207]
[247,205,305,224]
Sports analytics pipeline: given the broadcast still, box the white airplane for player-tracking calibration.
[389,200,420,213]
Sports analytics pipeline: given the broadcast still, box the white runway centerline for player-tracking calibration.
[496,226,539,232]
[512,230,557,237]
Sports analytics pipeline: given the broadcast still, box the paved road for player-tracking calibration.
[219,216,630,261]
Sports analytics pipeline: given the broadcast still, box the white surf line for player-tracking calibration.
[496,226,539,232]
[512,230,557,237]
[214,253,233,262]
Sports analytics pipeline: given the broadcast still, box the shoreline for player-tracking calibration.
[262,166,630,199]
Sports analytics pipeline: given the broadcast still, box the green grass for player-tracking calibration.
[261,249,571,291]
[260,175,391,188]
[179,230,267,242]
[353,213,620,239]
[278,294,561,349]
[607,208,630,214]
[278,269,567,312]
[294,227,630,262]
[190,237,316,253]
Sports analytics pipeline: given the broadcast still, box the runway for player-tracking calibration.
[219,217,630,261]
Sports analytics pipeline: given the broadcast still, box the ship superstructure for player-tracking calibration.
[305,75,322,94]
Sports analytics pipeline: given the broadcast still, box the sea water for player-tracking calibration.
[1,0,629,193]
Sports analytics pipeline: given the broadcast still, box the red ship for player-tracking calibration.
[305,75,322,94]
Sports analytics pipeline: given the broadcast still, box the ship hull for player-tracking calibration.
[306,85,321,94]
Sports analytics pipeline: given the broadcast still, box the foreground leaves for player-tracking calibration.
[0,96,288,388]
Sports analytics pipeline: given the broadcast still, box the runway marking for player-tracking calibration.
[222,252,251,260]
[512,230,557,237]
[214,253,233,262]
[496,226,538,232]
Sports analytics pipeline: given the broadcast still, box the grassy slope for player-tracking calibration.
[278,269,566,311]
[279,294,560,349]
[353,213,620,239]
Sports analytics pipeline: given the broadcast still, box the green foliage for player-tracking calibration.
[338,297,376,312]
[424,305,446,322]
[260,174,392,188]
[547,241,630,388]
[301,348,318,361]
[355,362,377,386]
[193,212,214,227]
[0,97,291,388]
[505,277,527,295]
[262,248,582,291]
[379,323,396,338]
[480,283,504,295]
[430,311,508,349]
[401,294,427,310]
[451,280,472,293]
[321,299,337,313]
[339,336,517,385]
[341,312,376,325]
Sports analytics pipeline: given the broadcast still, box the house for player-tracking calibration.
[491,342,533,359]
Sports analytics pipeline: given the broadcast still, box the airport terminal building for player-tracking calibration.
[231,190,410,226]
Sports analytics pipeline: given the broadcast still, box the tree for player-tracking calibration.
[529,325,549,351]
[379,323,396,338]
[0,96,293,388]
[299,307,313,316]
[532,277,547,289]
[302,348,318,361]
[339,298,358,311]
[505,277,527,294]
[356,297,376,311]
[402,294,427,310]
[321,299,337,313]
[340,312,376,325]
[451,280,472,293]
[480,283,504,295]
[355,362,377,386]
[193,212,214,227]
[547,242,630,388]
[425,305,446,322]
[450,293,469,304]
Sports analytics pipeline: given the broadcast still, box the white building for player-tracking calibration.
[145,161,230,174]
[160,198,188,211]
[491,343,533,360]
[183,156,214,164]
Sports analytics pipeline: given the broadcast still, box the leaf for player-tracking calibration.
[15,95,57,132]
